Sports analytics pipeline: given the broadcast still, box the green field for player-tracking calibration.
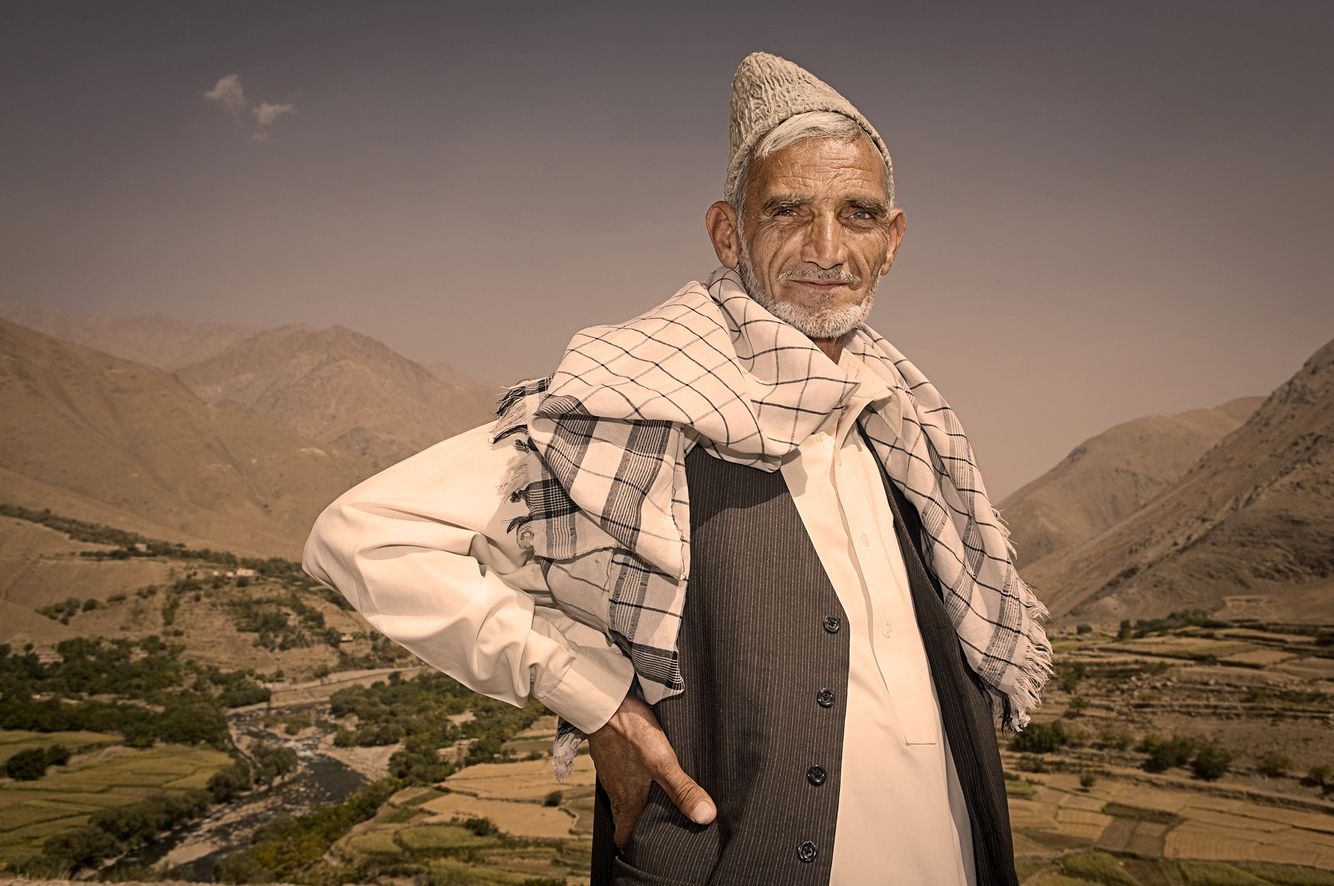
[0,732,232,868]
[0,730,118,766]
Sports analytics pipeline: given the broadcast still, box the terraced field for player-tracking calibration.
[0,735,232,868]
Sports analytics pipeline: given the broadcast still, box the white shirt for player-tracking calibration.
[784,349,975,886]
[301,349,974,884]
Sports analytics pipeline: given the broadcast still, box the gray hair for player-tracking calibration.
[728,111,893,226]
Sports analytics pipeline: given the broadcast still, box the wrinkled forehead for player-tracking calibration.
[745,135,891,206]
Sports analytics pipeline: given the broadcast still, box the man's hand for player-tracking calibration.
[587,693,717,849]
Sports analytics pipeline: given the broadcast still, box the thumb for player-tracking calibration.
[655,763,716,826]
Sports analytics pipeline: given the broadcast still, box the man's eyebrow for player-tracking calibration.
[847,197,890,218]
[760,195,811,213]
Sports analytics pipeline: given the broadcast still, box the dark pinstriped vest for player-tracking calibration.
[592,440,1018,886]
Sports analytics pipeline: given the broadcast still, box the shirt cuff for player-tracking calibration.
[536,642,635,734]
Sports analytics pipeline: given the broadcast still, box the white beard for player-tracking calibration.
[735,239,876,340]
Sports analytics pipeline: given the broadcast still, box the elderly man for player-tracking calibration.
[303,52,1050,886]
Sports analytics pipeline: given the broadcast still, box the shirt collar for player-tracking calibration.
[827,348,904,445]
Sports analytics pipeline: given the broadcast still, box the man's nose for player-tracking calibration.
[800,213,846,269]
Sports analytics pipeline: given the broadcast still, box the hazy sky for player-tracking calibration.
[3,1,1331,499]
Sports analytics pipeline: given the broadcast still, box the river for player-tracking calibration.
[106,708,368,881]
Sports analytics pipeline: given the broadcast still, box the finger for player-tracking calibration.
[655,763,716,825]
[611,791,648,850]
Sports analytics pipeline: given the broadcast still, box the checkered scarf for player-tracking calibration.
[493,267,1051,748]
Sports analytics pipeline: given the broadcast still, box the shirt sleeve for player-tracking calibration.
[301,422,634,734]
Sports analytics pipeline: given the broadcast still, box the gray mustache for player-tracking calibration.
[779,270,858,285]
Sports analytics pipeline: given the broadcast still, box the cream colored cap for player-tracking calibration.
[725,51,894,206]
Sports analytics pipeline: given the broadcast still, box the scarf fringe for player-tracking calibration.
[1000,576,1054,732]
[551,720,584,782]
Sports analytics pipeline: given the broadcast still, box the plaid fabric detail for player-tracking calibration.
[493,268,1052,736]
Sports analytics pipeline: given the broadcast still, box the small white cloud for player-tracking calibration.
[204,74,297,143]
[203,74,247,113]
[252,101,296,128]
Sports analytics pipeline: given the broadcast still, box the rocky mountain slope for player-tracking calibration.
[0,318,374,559]
[174,325,497,470]
[1024,337,1334,623]
[0,302,261,370]
[999,397,1262,567]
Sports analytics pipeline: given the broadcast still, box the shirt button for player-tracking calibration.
[806,765,827,786]
[822,615,841,634]
[859,533,870,547]
[816,688,835,708]
[881,621,894,638]
[797,840,818,863]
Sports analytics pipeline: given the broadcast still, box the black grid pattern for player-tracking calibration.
[493,267,1052,736]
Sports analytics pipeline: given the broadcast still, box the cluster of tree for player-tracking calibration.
[250,742,298,785]
[46,635,185,698]
[1010,721,1071,755]
[228,593,341,652]
[1116,609,1230,641]
[0,694,229,750]
[37,596,101,623]
[1137,734,1233,780]
[197,666,272,708]
[329,670,544,784]
[0,639,254,749]
[20,788,213,876]
[213,779,398,884]
[335,632,416,671]
[4,744,69,780]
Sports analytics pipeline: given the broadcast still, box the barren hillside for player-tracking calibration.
[1024,337,1334,623]
[175,325,497,470]
[0,318,375,559]
[1000,397,1262,567]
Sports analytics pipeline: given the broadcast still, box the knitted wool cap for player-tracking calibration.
[725,51,895,207]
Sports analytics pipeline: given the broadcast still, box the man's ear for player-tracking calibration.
[706,201,741,268]
[880,208,907,276]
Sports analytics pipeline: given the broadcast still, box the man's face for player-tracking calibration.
[732,136,904,341]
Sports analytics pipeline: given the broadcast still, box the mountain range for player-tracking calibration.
[998,397,1263,568]
[1022,338,1334,622]
[0,304,1328,623]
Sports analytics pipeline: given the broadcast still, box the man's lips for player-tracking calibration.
[787,279,851,290]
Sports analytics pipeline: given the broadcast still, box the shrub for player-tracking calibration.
[1140,734,1198,773]
[1079,772,1098,791]
[1011,720,1068,754]
[1301,765,1332,789]
[1190,743,1232,781]
[208,761,253,802]
[1017,755,1049,773]
[251,743,298,785]
[543,790,563,807]
[460,816,499,837]
[1256,751,1291,778]
[1096,728,1133,751]
[39,825,118,870]
[5,745,68,781]
[1076,623,1093,635]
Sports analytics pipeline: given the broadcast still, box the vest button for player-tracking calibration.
[816,688,835,708]
[797,840,818,863]
[806,765,827,786]
[822,615,841,634]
